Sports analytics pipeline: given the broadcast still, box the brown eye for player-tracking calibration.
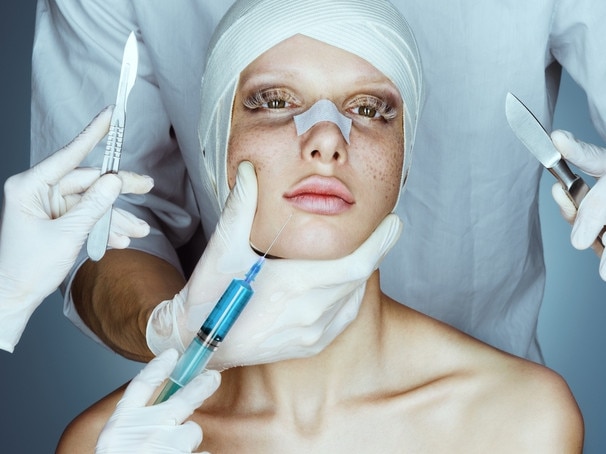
[357,106,378,118]
[267,99,287,109]
[243,89,297,111]
[348,95,398,122]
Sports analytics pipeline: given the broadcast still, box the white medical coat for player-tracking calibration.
[30,0,606,362]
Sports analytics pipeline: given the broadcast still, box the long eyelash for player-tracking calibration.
[352,96,398,121]
[243,88,294,109]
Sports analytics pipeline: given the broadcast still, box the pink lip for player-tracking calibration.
[283,176,355,215]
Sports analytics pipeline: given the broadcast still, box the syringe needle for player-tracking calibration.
[262,213,293,258]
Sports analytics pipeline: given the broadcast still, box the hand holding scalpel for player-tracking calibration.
[505,92,604,249]
[87,31,139,261]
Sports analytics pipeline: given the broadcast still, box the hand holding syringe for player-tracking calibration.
[154,215,292,404]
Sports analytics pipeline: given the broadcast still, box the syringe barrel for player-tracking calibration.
[199,278,254,343]
[169,336,215,387]
[169,278,254,387]
[156,276,256,404]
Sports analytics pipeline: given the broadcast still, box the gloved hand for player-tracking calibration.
[147,161,402,368]
[95,348,220,454]
[550,129,606,278]
[0,106,153,352]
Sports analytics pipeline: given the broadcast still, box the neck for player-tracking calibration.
[210,271,388,419]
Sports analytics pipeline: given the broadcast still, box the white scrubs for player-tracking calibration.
[31,0,606,361]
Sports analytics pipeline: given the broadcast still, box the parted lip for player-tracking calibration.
[283,175,355,214]
[284,175,354,202]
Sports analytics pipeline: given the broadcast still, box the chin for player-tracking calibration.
[251,211,368,260]
[272,231,359,260]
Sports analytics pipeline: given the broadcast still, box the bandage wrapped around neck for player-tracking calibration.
[197,0,424,227]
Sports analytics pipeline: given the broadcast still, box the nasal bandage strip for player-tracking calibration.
[293,99,352,144]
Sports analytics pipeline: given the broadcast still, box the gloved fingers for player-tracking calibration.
[551,129,606,177]
[145,421,203,453]
[48,168,145,219]
[54,168,152,198]
[258,214,401,293]
[57,174,122,227]
[49,183,69,219]
[147,295,191,357]
[551,182,577,224]
[33,106,113,185]
[214,161,258,256]
[106,206,151,249]
[61,194,83,213]
[159,370,221,422]
[55,167,104,197]
[571,176,606,250]
[600,248,606,281]
[185,301,216,334]
[116,170,154,195]
[107,232,131,250]
[322,284,365,335]
[118,349,179,409]
[258,287,363,361]
[339,213,403,277]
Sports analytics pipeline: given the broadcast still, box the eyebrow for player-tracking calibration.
[239,70,298,92]
[239,69,400,102]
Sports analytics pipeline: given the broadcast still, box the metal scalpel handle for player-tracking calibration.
[86,31,137,261]
[548,160,605,251]
[548,160,590,210]
[87,210,112,261]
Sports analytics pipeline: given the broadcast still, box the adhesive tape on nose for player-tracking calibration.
[293,99,352,144]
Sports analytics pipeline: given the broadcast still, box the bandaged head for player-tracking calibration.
[198,0,424,224]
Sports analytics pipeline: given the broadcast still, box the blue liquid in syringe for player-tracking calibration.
[154,258,263,404]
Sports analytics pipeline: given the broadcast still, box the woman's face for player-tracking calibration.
[228,34,404,259]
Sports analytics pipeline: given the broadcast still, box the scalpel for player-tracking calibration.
[506,92,605,248]
[87,31,139,261]
[505,92,590,208]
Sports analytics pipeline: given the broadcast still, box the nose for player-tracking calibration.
[300,121,348,164]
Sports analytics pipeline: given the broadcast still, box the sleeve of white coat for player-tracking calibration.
[31,0,199,342]
[550,0,606,142]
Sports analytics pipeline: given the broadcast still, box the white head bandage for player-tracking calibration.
[198,0,424,225]
[293,99,352,144]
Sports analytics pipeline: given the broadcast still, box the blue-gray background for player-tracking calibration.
[1,1,604,452]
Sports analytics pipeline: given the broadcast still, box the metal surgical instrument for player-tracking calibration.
[154,215,292,404]
[87,31,139,261]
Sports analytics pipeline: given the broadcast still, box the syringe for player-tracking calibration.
[153,215,291,404]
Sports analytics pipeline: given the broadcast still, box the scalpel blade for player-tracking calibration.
[505,92,606,250]
[87,31,139,262]
[505,92,589,209]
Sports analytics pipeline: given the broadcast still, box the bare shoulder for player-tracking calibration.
[466,352,584,452]
[56,383,128,453]
[385,304,583,452]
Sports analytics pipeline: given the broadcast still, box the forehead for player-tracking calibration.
[238,34,401,98]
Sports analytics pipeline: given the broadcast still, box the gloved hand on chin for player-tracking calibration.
[147,161,402,369]
[550,129,606,279]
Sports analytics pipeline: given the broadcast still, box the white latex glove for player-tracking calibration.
[550,129,606,278]
[96,348,220,454]
[0,106,153,352]
[147,161,402,368]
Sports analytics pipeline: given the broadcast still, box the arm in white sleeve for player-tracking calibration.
[31,0,201,352]
[550,0,606,141]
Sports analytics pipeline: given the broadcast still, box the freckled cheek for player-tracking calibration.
[227,124,294,189]
[355,133,403,208]
[227,127,263,189]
